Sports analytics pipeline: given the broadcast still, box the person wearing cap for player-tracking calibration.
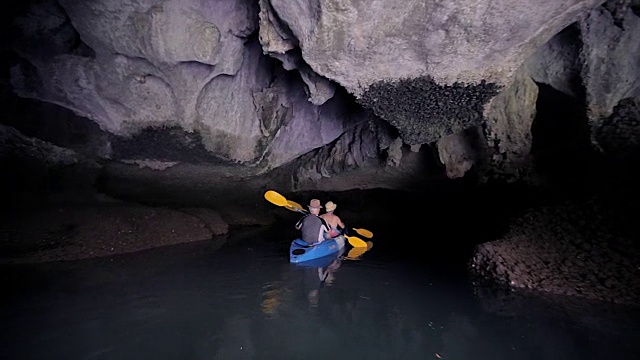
[320,201,345,238]
[295,199,330,245]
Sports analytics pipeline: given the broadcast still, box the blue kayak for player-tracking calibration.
[289,236,346,264]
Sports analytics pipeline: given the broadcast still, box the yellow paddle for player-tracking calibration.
[264,191,309,215]
[264,190,289,207]
[344,235,368,248]
[264,190,375,239]
[352,228,373,239]
[345,246,368,260]
[285,200,305,213]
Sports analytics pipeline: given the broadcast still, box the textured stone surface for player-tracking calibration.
[7,0,357,170]
[580,5,640,125]
[9,0,88,61]
[178,207,230,236]
[9,0,262,160]
[0,87,111,159]
[111,126,223,163]
[6,0,621,187]
[269,0,603,95]
[193,38,274,163]
[0,122,101,205]
[268,51,337,105]
[5,0,639,198]
[358,76,501,144]
[436,129,480,179]
[264,0,603,153]
[0,123,81,167]
[525,24,583,98]
[258,1,336,105]
[5,2,640,307]
[595,97,640,157]
[258,0,296,54]
[482,67,539,182]
[58,0,256,66]
[256,76,359,171]
[0,203,226,263]
[290,115,384,183]
[469,198,640,305]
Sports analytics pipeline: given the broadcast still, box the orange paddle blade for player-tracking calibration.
[345,235,367,248]
[346,246,368,260]
[285,200,305,213]
[353,228,373,238]
[264,190,288,207]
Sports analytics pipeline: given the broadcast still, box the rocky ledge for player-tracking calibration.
[469,197,640,306]
[0,196,275,264]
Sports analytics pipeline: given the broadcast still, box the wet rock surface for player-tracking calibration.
[469,197,640,305]
[0,200,238,264]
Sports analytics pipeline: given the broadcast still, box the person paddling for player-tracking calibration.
[320,201,345,238]
[295,199,329,245]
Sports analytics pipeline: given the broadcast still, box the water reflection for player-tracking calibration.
[344,241,373,260]
[261,240,375,316]
[1,238,638,360]
[262,248,345,315]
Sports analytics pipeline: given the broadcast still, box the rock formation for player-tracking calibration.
[2,0,639,305]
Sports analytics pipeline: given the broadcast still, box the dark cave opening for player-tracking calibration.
[530,82,595,196]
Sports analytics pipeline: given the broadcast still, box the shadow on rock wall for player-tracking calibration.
[530,82,595,194]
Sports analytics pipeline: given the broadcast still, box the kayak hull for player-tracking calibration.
[289,236,345,264]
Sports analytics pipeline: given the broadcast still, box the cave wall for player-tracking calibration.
[435,0,640,185]
[2,0,639,195]
[6,0,373,172]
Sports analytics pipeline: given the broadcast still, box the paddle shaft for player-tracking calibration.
[264,190,372,244]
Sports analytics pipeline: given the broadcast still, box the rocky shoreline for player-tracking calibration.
[469,196,640,306]
[2,181,639,310]
[0,195,276,264]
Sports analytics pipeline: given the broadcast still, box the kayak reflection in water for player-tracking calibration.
[261,251,344,316]
[306,256,342,307]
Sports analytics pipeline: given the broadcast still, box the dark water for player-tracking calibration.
[1,227,638,360]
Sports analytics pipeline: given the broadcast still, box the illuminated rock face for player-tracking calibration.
[7,0,369,171]
[4,0,639,188]
[2,1,640,304]
[266,0,604,93]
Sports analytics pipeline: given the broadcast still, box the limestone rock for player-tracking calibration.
[482,67,539,182]
[469,199,640,305]
[436,129,480,179]
[580,5,640,125]
[269,0,602,94]
[258,0,296,55]
[525,24,583,98]
[58,0,257,67]
[179,207,229,236]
